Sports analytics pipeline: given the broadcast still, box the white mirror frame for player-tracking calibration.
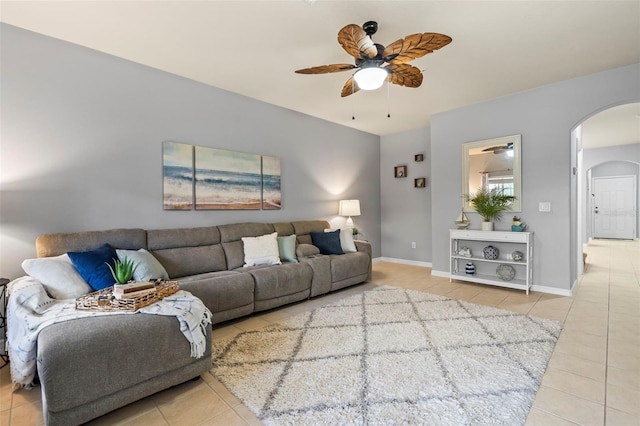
[462,134,522,213]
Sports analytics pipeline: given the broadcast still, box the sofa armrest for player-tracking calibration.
[354,240,372,256]
[296,243,320,258]
[354,240,372,281]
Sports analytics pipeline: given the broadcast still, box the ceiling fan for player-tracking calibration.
[483,142,514,154]
[295,21,452,97]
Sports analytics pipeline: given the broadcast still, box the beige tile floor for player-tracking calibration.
[0,238,637,425]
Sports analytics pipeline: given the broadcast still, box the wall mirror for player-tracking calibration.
[462,134,521,212]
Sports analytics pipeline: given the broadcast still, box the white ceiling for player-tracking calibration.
[1,1,639,137]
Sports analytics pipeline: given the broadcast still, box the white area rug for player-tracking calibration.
[212,287,561,425]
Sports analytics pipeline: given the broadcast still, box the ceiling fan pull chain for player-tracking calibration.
[352,78,356,120]
[386,76,391,118]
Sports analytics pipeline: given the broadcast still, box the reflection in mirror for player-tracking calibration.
[462,135,521,212]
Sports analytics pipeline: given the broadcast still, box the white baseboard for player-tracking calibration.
[530,285,573,297]
[430,269,450,278]
[376,257,432,268]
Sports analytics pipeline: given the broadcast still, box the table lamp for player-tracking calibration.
[339,199,361,228]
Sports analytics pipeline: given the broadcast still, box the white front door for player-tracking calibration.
[593,175,636,239]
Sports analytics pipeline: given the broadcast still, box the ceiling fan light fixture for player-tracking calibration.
[353,67,388,90]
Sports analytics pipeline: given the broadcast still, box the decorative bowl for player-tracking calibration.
[511,225,526,232]
[496,264,516,281]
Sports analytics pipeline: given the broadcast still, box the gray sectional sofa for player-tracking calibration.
[29,220,372,425]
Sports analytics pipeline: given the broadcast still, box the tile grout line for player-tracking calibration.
[603,242,612,425]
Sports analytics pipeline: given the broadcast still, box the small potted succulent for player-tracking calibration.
[106,256,137,285]
[464,188,516,231]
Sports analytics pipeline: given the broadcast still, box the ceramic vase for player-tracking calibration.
[465,262,476,275]
[483,245,499,260]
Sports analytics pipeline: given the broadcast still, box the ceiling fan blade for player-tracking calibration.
[482,145,508,153]
[383,33,452,64]
[386,63,423,88]
[341,77,361,97]
[295,64,356,74]
[338,24,378,59]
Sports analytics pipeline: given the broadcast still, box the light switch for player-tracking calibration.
[539,202,551,212]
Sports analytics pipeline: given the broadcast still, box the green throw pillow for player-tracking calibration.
[277,235,298,263]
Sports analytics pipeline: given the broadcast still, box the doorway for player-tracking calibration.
[592,175,637,239]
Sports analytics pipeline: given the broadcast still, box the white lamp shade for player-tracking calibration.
[353,68,388,90]
[339,199,361,217]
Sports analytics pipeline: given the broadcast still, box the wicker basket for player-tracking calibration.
[75,281,179,312]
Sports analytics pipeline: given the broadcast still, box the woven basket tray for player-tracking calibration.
[75,281,179,312]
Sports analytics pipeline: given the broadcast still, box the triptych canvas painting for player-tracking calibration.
[162,141,281,210]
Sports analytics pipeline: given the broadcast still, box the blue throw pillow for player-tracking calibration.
[310,230,344,255]
[68,243,117,291]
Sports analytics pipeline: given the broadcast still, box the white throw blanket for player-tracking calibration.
[7,276,212,390]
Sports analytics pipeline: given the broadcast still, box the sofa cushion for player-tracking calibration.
[248,263,312,302]
[330,252,371,283]
[219,223,276,270]
[242,232,281,266]
[277,235,298,263]
[310,230,344,255]
[296,244,320,258]
[116,248,169,281]
[68,243,118,291]
[291,220,330,245]
[146,226,227,277]
[151,245,226,278]
[273,222,295,236]
[177,271,254,316]
[37,314,211,414]
[219,223,275,242]
[36,228,147,258]
[147,226,221,250]
[21,254,92,299]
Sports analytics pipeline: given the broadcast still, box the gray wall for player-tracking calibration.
[0,24,381,279]
[380,127,431,263]
[431,63,640,293]
[583,144,640,240]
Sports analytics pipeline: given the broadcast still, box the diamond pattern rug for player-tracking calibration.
[212,287,562,425]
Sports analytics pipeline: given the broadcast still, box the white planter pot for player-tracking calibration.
[481,221,494,231]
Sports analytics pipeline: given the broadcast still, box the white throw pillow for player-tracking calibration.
[325,228,357,253]
[242,232,282,266]
[116,248,169,281]
[21,253,93,299]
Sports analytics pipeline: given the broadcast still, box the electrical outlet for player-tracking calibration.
[539,202,551,212]
[411,242,416,249]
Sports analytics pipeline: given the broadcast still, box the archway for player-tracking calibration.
[571,102,640,278]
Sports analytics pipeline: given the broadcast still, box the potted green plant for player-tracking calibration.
[106,256,137,285]
[464,188,516,231]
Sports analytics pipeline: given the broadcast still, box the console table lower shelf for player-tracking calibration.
[450,271,528,291]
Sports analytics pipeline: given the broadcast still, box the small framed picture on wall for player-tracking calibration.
[394,165,407,178]
[414,154,424,162]
[415,177,427,188]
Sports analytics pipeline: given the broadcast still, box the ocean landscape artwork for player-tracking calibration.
[195,146,262,210]
[262,155,281,210]
[163,141,194,210]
